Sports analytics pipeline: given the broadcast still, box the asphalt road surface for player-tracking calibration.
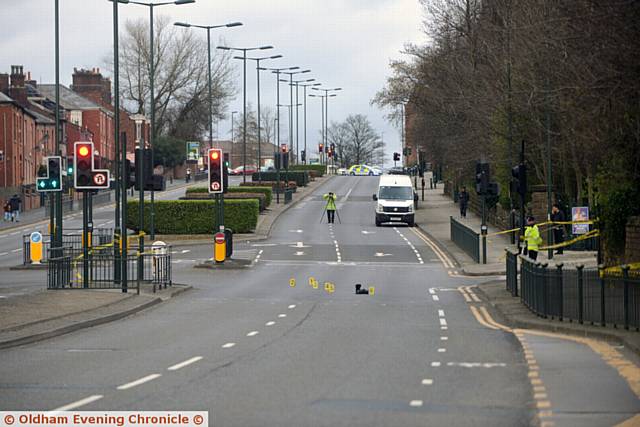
[1,176,638,427]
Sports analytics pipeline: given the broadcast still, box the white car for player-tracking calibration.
[337,168,348,175]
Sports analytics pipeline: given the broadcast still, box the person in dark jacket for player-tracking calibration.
[9,194,21,222]
[458,186,469,218]
[551,203,566,254]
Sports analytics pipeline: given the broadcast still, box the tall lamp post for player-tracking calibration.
[312,87,341,171]
[280,78,316,165]
[114,0,195,241]
[174,21,242,231]
[259,66,300,150]
[240,54,283,182]
[231,110,238,143]
[280,70,311,164]
[218,45,274,183]
[298,82,321,164]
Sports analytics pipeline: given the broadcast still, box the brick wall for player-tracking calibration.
[626,216,640,263]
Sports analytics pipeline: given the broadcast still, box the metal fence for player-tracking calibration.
[47,245,172,292]
[450,216,480,263]
[23,229,113,265]
[506,250,640,330]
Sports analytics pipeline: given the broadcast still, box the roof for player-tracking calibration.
[37,84,112,116]
[0,92,13,103]
[25,108,55,125]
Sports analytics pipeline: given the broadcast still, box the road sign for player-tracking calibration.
[186,141,200,161]
[214,232,226,263]
[93,173,107,186]
[29,231,43,264]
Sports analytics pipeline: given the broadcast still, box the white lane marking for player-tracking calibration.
[117,373,162,390]
[278,313,287,318]
[431,362,441,367]
[374,252,392,257]
[393,227,423,264]
[0,252,8,256]
[438,310,445,318]
[438,348,447,353]
[266,321,276,326]
[440,336,448,341]
[247,331,259,337]
[288,304,296,309]
[168,356,203,371]
[409,400,423,407]
[50,395,103,412]
[181,249,191,254]
[294,251,305,256]
[11,248,21,253]
[289,229,303,233]
[432,295,440,301]
[441,326,448,331]
[439,318,447,326]
[251,243,277,247]
[222,342,236,349]
[428,288,436,294]
[361,230,376,235]
[422,379,434,385]
[8,232,18,236]
[446,362,507,368]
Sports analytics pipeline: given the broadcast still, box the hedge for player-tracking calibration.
[186,186,272,207]
[183,192,267,211]
[252,170,309,186]
[289,164,326,177]
[126,199,259,234]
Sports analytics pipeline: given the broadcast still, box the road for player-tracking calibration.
[1,176,639,427]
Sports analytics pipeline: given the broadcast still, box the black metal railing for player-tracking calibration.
[46,245,172,292]
[508,252,640,330]
[23,229,113,265]
[450,216,479,263]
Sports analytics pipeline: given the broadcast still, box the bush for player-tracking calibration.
[186,186,272,207]
[252,170,309,186]
[126,199,259,234]
[289,164,326,177]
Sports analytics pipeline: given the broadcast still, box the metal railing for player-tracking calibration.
[23,229,113,265]
[506,250,640,330]
[47,245,172,292]
[450,216,480,263]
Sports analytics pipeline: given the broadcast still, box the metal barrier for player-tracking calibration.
[47,245,172,291]
[450,216,480,263]
[23,229,113,265]
[284,189,293,204]
[515,256,640,330]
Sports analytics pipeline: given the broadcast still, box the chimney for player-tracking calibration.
[0,74,8,95]
[71,67,112,108]
[9,65,27,107]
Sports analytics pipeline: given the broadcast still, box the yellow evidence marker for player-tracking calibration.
[369,287,375,296]
[289,278,296,288]
[309,277,316,287]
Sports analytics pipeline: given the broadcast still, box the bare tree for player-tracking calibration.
[326,115,384,167]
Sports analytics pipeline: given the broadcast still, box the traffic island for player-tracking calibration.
[194,258,252,270]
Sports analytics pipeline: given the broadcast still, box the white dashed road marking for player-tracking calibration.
[222,342,236,349]
[247,331,259,337]
[51,395,104,412]
[117,374,162,390]
[266,321,276,326]
[168,356,202,371]
[422,379,434,385]
[409,400,423,407]
[278,313,287,318]
[288,304,296,309]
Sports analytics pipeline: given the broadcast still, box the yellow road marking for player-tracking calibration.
[458,286,472,302]
[615,414,640,427]
[410,227,455,269]
[469,306,499,330]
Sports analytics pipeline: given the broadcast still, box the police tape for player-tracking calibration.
[601,262,640,277]
[538,229,599,251]
[486,220,595,237]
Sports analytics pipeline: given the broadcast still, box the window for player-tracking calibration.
[378,186,413,200]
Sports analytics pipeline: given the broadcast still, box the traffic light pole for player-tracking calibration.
[82,192,89,289]
[54,0,63,258]
[112,0,122,289]
[138,147,144,281]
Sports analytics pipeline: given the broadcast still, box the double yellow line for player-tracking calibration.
[410,227,455,269]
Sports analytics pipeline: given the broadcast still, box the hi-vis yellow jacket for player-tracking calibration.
[524,224,543,251]
[323,193,337,211]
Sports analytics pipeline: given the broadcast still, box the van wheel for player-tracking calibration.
[350,172,355,176]
[407,220,415,227]
[368,171,373,176]
[375,219,381,227]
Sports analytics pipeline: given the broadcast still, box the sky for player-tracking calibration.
[0,0,426,165]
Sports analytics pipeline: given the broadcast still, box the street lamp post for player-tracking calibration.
[298,82,321,164]
[280,70,310,164]
[281,78,315,165]
[218,45,274,184]
[259,66,300,150]
[312,87,341,171]
[241,55,283,182]
[174,21,242,231]
[231,111,238,143]
[116,0,195,241]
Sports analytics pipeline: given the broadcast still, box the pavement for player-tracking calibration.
[0,175,638,426]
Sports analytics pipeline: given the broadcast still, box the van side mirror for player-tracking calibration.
[372,194,378,201]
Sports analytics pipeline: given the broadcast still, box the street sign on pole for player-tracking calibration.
[29,232,43,264]
[186,141,200,162]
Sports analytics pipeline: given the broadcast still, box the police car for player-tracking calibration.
[348,164,381,176]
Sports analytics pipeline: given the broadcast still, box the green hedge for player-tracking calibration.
[186,186,272,207]
[126,199,259,234]
[252,171,309,186]
[289,164,325,177]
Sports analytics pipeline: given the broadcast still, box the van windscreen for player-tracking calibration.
[378,186,413,200]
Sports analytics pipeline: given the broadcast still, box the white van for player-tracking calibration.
[372,175,416,226]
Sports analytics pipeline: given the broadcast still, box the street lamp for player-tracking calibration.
[114,0,195,241]
[218,44,274,183]
[280,69,311,164]
[298,82,321,164]
[312,87,341,167]
[280,78,315,165]
[237,54,282,182]
[259,66,299,151]
[231,110,238,143]
[309,92,338,166]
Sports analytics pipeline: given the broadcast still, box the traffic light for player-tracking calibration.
[393,152,400,162]
[208,148,223,193]
[66,161,73,176]
[223,153,229,193]
[475,161,490,195]
[74,142,110,190]
[36,156,62,192]
[125,159,135,189]
[274,151,281,170]
[301,150,306,162]
[511,163,527,196]
[318,143,324,153]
